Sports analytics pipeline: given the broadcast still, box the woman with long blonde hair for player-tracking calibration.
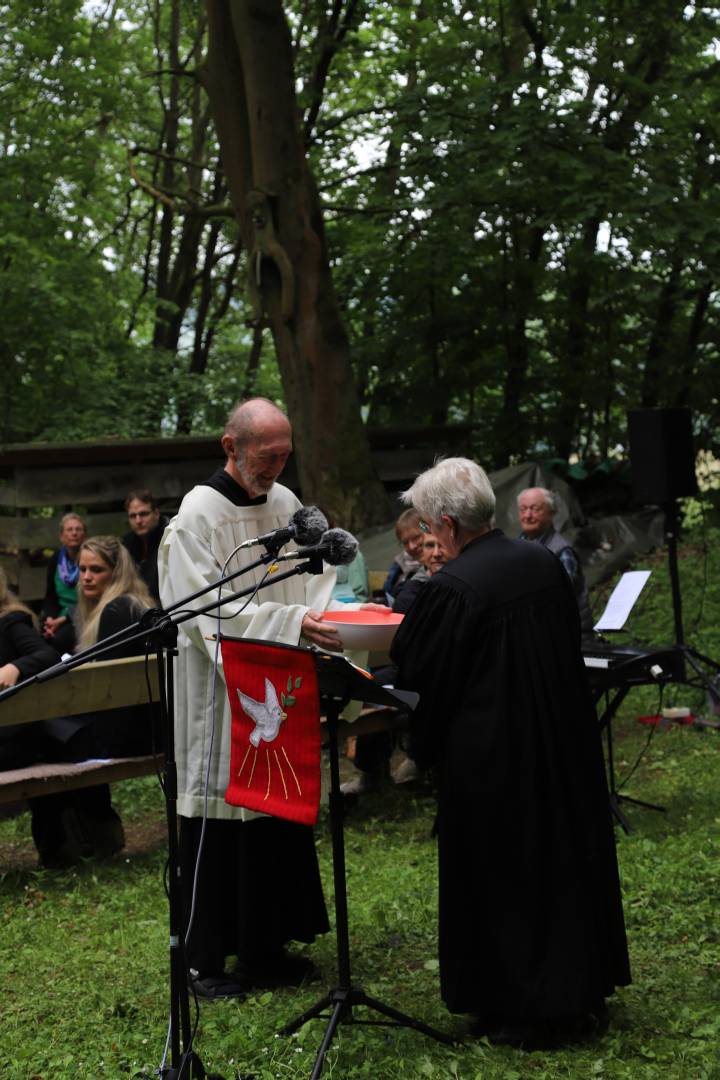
[30,536,159,868]
[75,535,153,654]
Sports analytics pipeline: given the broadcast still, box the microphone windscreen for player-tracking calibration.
[292,506,328,546]
[322,528,359,566]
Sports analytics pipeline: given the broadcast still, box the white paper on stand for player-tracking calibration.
[593,570,652,632]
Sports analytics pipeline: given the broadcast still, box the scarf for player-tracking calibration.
[57,546,80,587]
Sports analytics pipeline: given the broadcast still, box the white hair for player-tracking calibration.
[401,457,496,529]
[517,486,556,512]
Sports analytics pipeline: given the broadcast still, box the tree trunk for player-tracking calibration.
[200,0,390,531]
[641,258,682,407]
[495,221,545,465]
[674,279,713,407]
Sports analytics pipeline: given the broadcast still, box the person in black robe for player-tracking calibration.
[390,457,630,1047]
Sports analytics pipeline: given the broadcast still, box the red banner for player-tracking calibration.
[221,638,321,825]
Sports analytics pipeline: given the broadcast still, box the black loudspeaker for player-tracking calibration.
[628,407,697,504]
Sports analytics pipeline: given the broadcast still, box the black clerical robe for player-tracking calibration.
[391,529,630,1021]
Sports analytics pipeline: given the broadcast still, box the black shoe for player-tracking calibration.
[237,950,319,989]
[474,1004,609,1051]
[188,973,248,1001]
[480,1020,555,1050]
[79,815,125,859]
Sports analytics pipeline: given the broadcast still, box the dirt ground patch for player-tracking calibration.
[0,806,167,874]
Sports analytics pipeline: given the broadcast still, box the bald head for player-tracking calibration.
[224,398,291,444]
[221,398,292,497]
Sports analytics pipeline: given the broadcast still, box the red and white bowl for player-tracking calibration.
[320,609,404,650]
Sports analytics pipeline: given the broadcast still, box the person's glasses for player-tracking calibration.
[128,510,153,519]
[418,520,431,533]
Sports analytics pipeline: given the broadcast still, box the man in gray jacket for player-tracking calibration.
[518,487,594,637]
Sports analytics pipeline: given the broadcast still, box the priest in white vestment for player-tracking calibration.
[158,398,340,1000]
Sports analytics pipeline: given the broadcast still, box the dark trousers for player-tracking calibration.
[29,785,124,866]
[179,815,329,976]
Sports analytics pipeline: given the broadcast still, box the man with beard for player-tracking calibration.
[159,398,340,1000]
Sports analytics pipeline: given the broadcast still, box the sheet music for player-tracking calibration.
[594,570,651,632]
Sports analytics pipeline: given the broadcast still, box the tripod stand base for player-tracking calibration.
[610,792,666,834]
[281,984,454,1080]
[138,1054,226,1080]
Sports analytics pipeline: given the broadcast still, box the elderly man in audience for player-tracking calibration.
[517,486,593,637]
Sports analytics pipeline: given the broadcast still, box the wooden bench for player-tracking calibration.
[0,655,163,804]
[0,655,403,805]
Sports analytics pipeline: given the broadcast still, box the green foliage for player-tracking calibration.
[2,1,719,460]
[305,1,720,462]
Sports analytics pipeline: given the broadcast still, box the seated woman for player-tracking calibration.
[0,568,59,769]
[30,536,160,867]
[42,512,86,656]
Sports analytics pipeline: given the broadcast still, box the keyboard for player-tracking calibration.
[582,642,685,689]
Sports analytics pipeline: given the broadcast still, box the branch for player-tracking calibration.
[314,104,394,136]
[195,203,236,219]
[514,2,547,70]
[323,203,409,216]
[128,149,175,208]
[303,0,363,143]
[142,67,199,80]
[317,153,439,191]
[128,147,235,218]
[132,144,208,170]
[292,0,312,56]
[685,59,720,83]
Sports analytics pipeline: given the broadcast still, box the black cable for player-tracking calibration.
[144,645,165,794]
[616,684,664,791]
[168,564,274,1075]
[686,494,709,642]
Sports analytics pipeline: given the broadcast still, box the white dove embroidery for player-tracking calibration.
[238,678,288,747]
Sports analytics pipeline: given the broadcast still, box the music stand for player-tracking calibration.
[278,649,453,1080]
[590,501,720,832]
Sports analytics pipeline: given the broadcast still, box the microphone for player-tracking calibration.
[237,506,328,552]
[275,528,359,567]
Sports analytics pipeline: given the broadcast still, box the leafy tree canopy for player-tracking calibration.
[1,0,719,472]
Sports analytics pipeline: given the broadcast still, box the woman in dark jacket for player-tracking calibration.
[0,568,59,769]
[31,536,159,867]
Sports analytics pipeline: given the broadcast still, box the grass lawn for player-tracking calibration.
[1,525,720,1079]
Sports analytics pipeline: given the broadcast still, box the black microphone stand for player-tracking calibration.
[279,655,454,1080]
[0,548,284,703]
[661,499,720,725]
[0,554,325,1080]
